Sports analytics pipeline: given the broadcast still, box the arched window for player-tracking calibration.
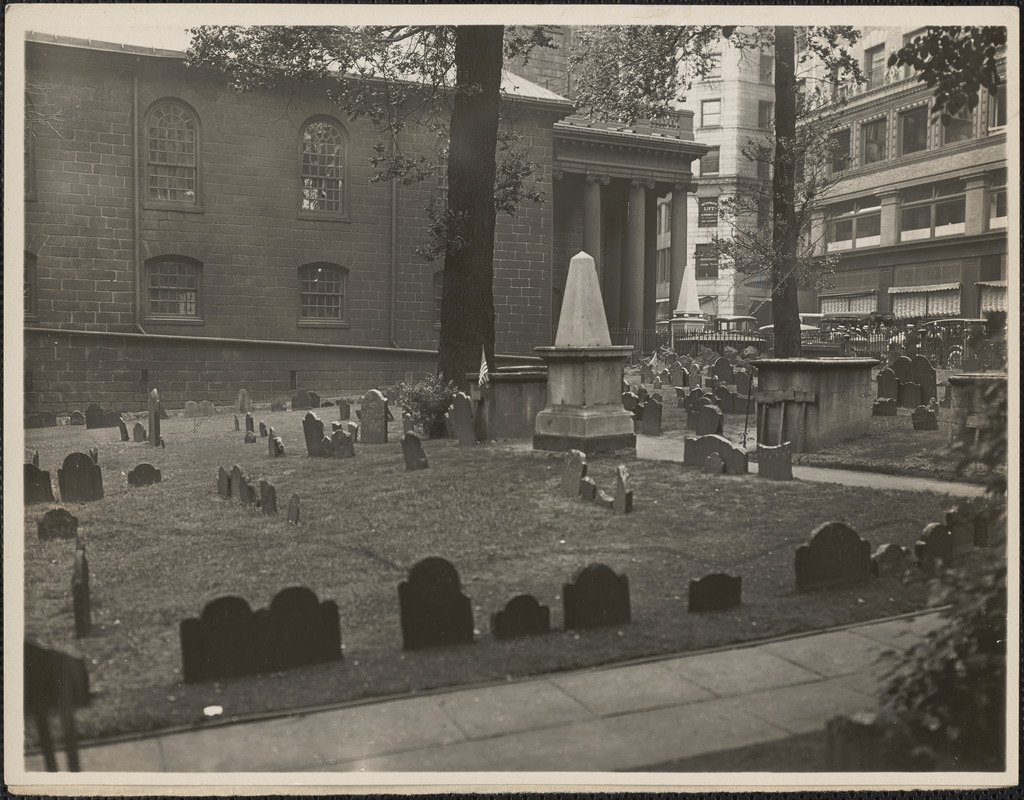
[25,95,36,200]
[146,101,199,205]
[146,256,201,318]
[299,263,348,321]
[300,118,346,215]
[25,251,37,318]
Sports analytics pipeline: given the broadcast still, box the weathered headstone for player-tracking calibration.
[450,392,477,446]
[795,522,872,592]
[652,376,662,390]
[291,390,313,411]
[132,422,147,443]
[84,404,104,429]
[688,573,741,613]
[562,449,587,498]
[876,368,898,400]
[683,434,748,474]
[302,412,327,458]
[287,494,301,524]
[72,548,91,637]
[622,392,638,412]
[492,595,551,640]
[259,422,268,438]
[695,404,724,436]
[911,405,939,431]
[595,488,615,508]
[734,370,751,398]
[871,544,914,578]
[261,587,342,673]
[359,390,388,444]
[69,410,86,426]
[199,400,215,417]
[402,411,415,434]
[563,563,630,630]
[338,398,351,420]
[58,453,104,503]
[636,385,650,404]
[398,557,474,650]
[675,386,688,409]
[641,396,662,435]
[25,463,55,504]
[234,415,240,431]
[148,389,161,447]
[757,442,793,480]
[401,432,429,471]
[217,466,231,497]
[891,356,912,384]
[712,357,734,385]
[38,508,79,541]
[229,465,246,504]
[268,427,286,458]
[873,398,897,416]
[180,596,260,683]
[613,464,633,513]
[330,427,355,458]
[579,476,598,501]
[704,452,726,474]
[245,412,255,434]
[235,389,252,414]
[640,362,655,384]
[897,381,921,409]
[670,362,686,388]
[910,355,937,403]
[946,499,999,549]
[244,431,258,444]
[117,417,130,442]
[259,480,278,516]
[127,463,162,488]
[687,366,702,389]
[271,398,287,412]
[915,522,953,571]
[183,401,200,418]
[714,386,735,414]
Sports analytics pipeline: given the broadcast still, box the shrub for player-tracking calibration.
[396,374,456,437]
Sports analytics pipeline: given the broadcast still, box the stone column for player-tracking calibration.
[583,174,607,280]
[643,183,658,332]
[670,181,696,320]
[603,183,623,330]
[621,178,647,331]
[879,190,899,247]
[964,174,988,236]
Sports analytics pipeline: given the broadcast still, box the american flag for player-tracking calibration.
[478,345,489,388]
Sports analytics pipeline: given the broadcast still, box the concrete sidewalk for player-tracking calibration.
[24,611,945,774]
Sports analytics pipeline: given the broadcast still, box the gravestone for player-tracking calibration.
[563,563,630,630]
[714,386,735,414]
[259,422,268,437]
[734,370,751,398]
[659,368,671,386]
[290,390,314,411]
[579,476,598,501]
[271,399,288,412]
[38,508,78,541]
[687,367,702,389]
[640,362,655,384]
[491,595,551,640]
[562,449,588,498]
[450,392,477,446]
[795,522,872,592]
[946,499,998,549]
[261,587,343,673]
[871,544,914,578]
[25,463,55,504]
[359,390,388,444]
[127,463,162,488]
[927,396,939,414]
[229,465,246,504]
[330,427,355,458]
[58,453,104,502]
[346,421,359,441]
[613,465,633,513]
[757,442,793,480]
[910,355,937,403]
[234,415,240,431]
[873,398,897,416]
[31,450,40,467]
[688,573,742,613]
[595,488,614,508]
[670,362,686,388]
[686,398,713,431]
[183,401,200,418]
[302,412,328,458]
[338,398,351,421]
[401,432,429,471]
[398,557,474,650]
[641,396,662,435]
[306,391,322,410]
[675,386,688,408]
[287,494,301,524]
[712,357,734,386]
[695,404,724,436]
[897,381,921,409]
[652,377,662,390]
[876,368,898,400]
[704,453,726,474]
[199,400,215,417]
[245,413,255,434]
[235,389,252,414]
[636,386,650,404]
[891,356,912,384]
[683,435,748,474]
[915,523,953,571]
[69,410,86,426]
[939,383,952,409]
[244,431,258,444]
[132,422,147,443]
[268,427,286,458]
[239,474,257,507]
[72,548,91,637]
[180,596,260,683]
[84,404,105,429]
[217,466,231,498]
[911,406,939,431]
[148,389,161,447]
[259,480,277,516]
[622,392,638,412]
[118,417,130,442]
[402,411,415,434]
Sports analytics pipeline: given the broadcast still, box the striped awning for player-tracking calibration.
[976,280,1007,288]
[817,289,877,297]
[887,283,960,294]
[978,281,1007,314]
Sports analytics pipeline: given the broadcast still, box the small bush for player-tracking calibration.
[396,374,456,437]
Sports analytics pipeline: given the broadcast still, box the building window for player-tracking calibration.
[657,248,670,285]
[898,106,928,155]
[829,129,851,173]
[700,146,720,176]
[989,171,1007,230]
[300,118,346,214]
[759,53,773,83]
[826,197,881,251]
[25,251,37,318]
[703,54,722,80]
[758,101,774,130]
[694,245,719,279]
[25,95,36,200]
[861,118,887,165]
[900,182,966,242]
[701,99,721,128]
[865,44,886,89]
[698,199,718,227]
[146,101,199,205]
[988,84,1007,131]
[433,270,444,326]
[942,105,973,145]
[299,263,347,321]
[147,257,200,318]
[658,199,672,234]
[901,29,927,78]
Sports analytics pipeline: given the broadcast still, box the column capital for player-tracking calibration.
[586,172,611,186]
[673,180,699,194]
[631,176,656,190]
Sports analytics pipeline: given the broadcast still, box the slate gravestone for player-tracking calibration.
[199,401,215,417]
[659,368,671,386]
[686,397,713,431]
[84,404,104,429]
[688,573,742,613]
[259,422,268,438]
[795,522,872,592]
[641,396,662,435]
[229,465,246,504]
[641,362,654,384]
[38,508,79,541]
[291,390,312,411]
[622,392,638,412]
[58,453,104,502]
[184,401,200,418]
[675,386,688,408]
[712,357,734,385]
[897,381,921,409]
[270,434,286,458]
[118,417,130,442]
[636,386,650,404]
[346,421,359,441]
[683,435,748,474]
[734,370,751,398]
[911,406,939,431]
[491,594,551,640]
[927,397,939,414]
[234,415,240,432]
[757,442,793,480]
[302,412,328,458]
[695,404,724,436]
[401,432,429,471]
[891,356,912,384]
[398,557,474,650]
[653,377,662,390]
[450,392,477,445]
[330,428,355,458]
[244,431,258,444]
[939,383,952,409]
[238,473,257,507]
[245,413,255,434]
[562,449,588,498]
[262,587,343,673]
[714,387,735,414]
[306,391,322,409]
[236,389,252,414]
[687,367,702,389]
[876,368,898,400]
[31,450,40,467]
[871,544,914,578]
[148,389,161,447]
[704,452,726,474]
[910,355,937,403]
[613,465,633,514]
[287,494,301,524]
[127,463,162,488]
[271,399,287,412]
[670,362,686,388]
[132,422,147,443]
[579,476,598,501]
[25,463,55,504]
[69,410,86,426]
[915,523,954,571]
[873,398,897,416]
[563,563,630,630]
[359,390,388,444]
[259,480,278,516]
[217,467,231,498]
[402,411,415,434]
[72,549,91,638]
[181,596,260,683]
[946,499,997,549]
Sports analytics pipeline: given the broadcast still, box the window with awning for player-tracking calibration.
[978,281,1007,314]
[888,283,961,319]
[819,292,877,314]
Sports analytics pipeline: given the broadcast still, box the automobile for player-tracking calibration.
[712,316,762,334]
[819,313,871,342]
[799,313,824,329]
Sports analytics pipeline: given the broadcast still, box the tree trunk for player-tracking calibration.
[771,26,801,358]
[437,26,504,384]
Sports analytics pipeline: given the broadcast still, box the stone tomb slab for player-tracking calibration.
[688,573,741,613]
[69,410,86,426]
[127,463,162,488]
[897,381,921,409]
[795,522,872,593]
[58,453,104,503]
[38,508,79,541]
[25,463,55,504]
[398,557,474,650]
[401,432,429,471]
[563,563,630,630]
[491,594,551,640]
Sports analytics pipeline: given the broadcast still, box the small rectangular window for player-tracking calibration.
[988,84,1007,130]
[704,54,722,80]
[299,264,347,320]
[701,99,721,128]
[700,146,720,175]
[862,118,887,165]
[899,107,928,155]
[865,44,886,89]
[148,259,200,317]
[758,101,774,130]
[830,130,851,173]
[942,106,973,144]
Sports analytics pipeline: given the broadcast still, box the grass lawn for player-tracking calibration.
[21,395,984,744]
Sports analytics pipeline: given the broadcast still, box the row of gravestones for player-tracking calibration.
[873,394,941,431]
[560,450,633,512]
[641,357,752,395]
[216,465,300,522]
[622,388,664,436]
[26,453,162,504]
[876,356,938,409]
